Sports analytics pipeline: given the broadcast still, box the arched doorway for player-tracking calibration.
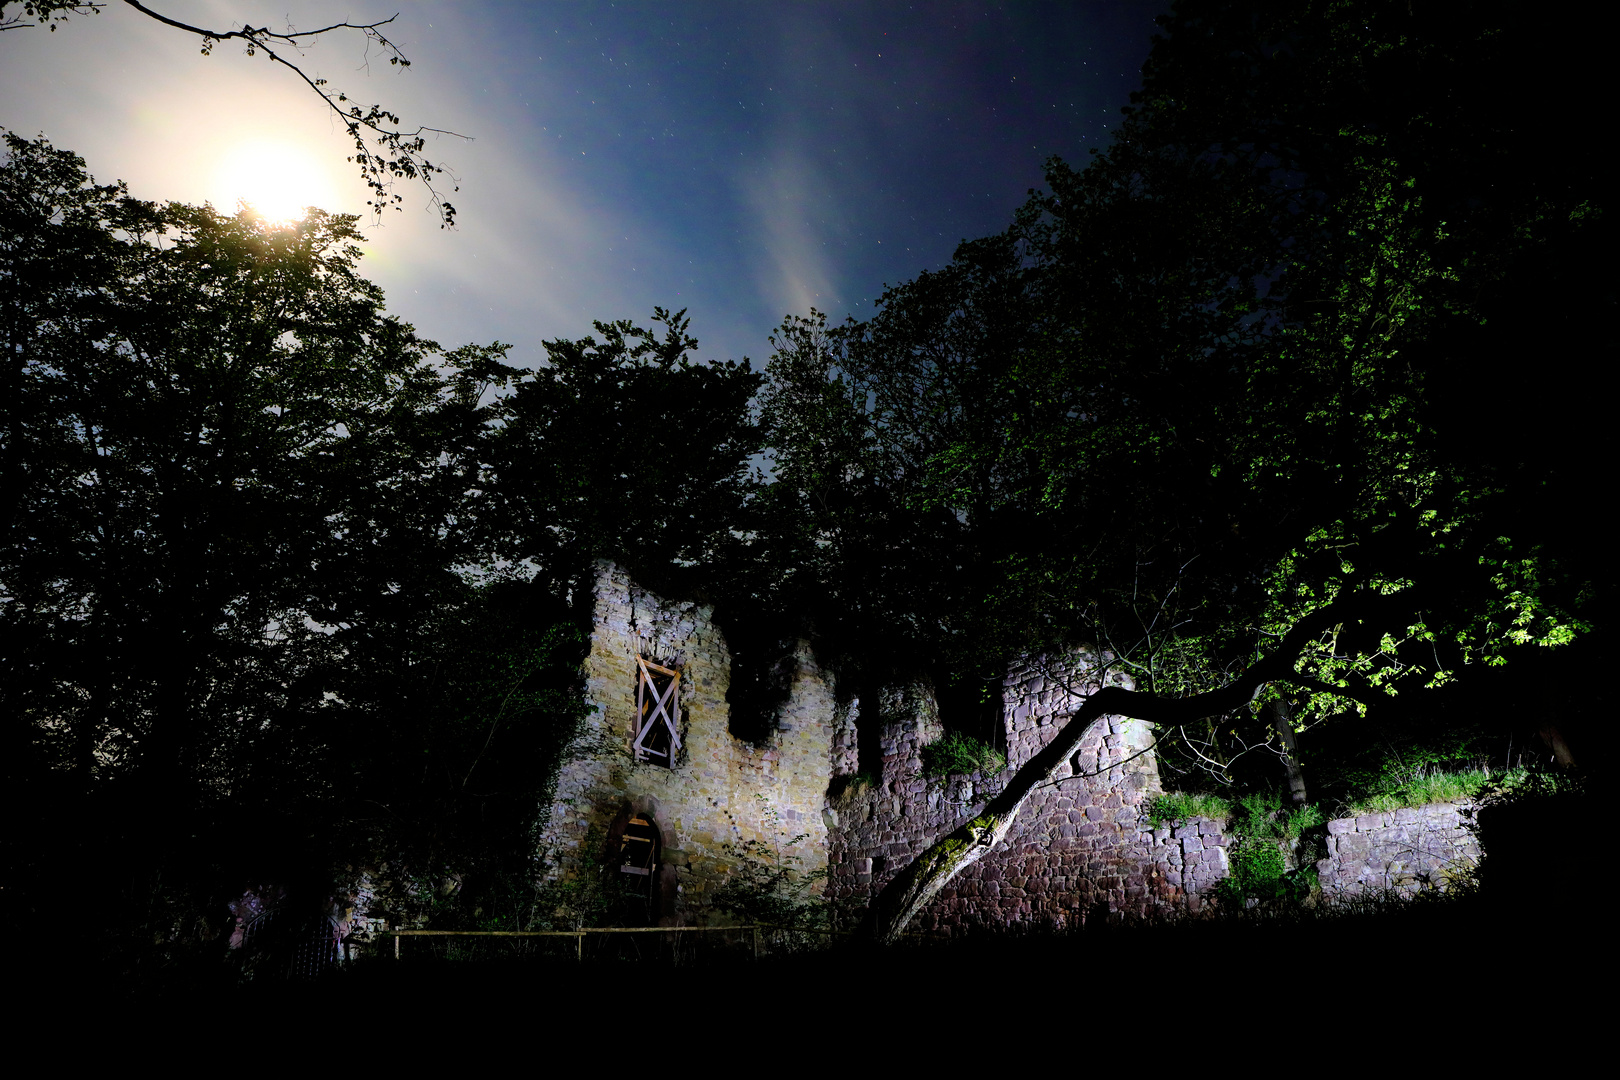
[604,797,677,926]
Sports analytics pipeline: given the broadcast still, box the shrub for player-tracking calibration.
[712,795,831,931]
[711,844,829,929]
[1215,839,1316,906]
[1191,789,1326,906]
[1224,791,1325,841]
[921,732,1006,778]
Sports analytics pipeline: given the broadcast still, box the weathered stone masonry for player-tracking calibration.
[534,565,1483,928]
[824,653,1232,929]
[534,562,836,923]
[537,565,1238,926]
[1315,802,1480,900]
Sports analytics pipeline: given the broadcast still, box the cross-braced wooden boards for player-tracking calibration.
[633,657,681,764]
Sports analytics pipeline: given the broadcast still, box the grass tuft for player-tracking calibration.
[1145,791,1232,828]
[1340,764,1550,816]
[921,732,1006,779]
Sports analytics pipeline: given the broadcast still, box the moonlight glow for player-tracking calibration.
[212,140,334,224]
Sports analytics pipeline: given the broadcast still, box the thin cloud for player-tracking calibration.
[744,145,846,320]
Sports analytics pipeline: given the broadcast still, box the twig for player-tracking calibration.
[120,1,467,226]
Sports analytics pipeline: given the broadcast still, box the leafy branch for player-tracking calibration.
[3,1,467,225]
[0,1,100,32]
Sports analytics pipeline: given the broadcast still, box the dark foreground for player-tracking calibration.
[31,888,1590,1025]
[18,792,1595,1035]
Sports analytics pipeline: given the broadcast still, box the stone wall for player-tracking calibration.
[1315,802,1480,899]
[533,562,837,924]
[825,653,1232,929]
[533,565,1231,930]
[532,564,1484,931]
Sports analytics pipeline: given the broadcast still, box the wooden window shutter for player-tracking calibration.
[633,657,682,765]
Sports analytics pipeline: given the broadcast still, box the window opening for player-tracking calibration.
[932,662,1006,756]
[634,657,682,765]
[719,610,793,743]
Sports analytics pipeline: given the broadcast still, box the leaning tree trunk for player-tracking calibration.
[860,685,1129,944]
[861,599,1366,943]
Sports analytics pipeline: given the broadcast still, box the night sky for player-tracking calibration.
[2,1,1168,368]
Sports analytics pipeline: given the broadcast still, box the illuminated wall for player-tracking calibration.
[533,562,836,924]
[535,563,1479,930]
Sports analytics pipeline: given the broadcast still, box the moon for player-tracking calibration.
[212,140,337,224]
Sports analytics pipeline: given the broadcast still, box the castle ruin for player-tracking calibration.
[533,562,1241,930]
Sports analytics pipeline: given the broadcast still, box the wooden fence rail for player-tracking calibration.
[380,923,854,961]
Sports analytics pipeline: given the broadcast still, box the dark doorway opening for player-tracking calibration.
[604,803,674,927]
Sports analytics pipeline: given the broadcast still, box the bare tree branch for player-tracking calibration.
[119,1,468,226]
[4,2,468,224]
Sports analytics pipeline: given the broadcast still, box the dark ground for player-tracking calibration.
[21,789,1597,1043]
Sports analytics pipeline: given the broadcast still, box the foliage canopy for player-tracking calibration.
[0,131,570,963]
[753,0,1603,769]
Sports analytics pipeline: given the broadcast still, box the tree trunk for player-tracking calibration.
[861,598,1367,943]
[1270,698,1309,807]
[860,685,1121,944]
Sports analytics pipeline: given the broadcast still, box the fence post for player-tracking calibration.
[394,933,401,961]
